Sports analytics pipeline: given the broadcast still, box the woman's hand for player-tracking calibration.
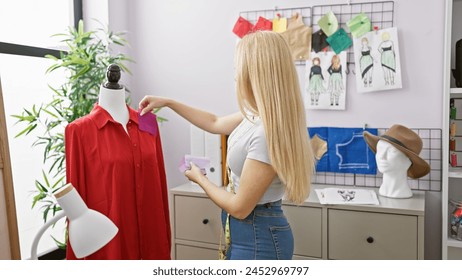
[184,162,207,185]
[138,96,172,116]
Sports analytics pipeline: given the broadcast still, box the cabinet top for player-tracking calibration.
[450,88,462,95]
[170,183,425,216]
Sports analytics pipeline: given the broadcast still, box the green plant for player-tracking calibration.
[12,20,133,246]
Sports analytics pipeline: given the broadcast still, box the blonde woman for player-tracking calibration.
[378,32,396,85]
[360,37,374,87]
[327,54,343,106]
[307,57,325,106]
[139,31,314,260]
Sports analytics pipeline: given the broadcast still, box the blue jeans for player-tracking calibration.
[221,200,294,260]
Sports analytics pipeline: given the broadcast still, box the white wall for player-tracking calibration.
[120,0,444,259]
[82,0,108,32]
[84,0,134,97]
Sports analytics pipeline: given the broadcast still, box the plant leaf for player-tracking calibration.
[15,124,35,138]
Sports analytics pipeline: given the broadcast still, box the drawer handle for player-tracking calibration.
[202,219,209,225]
[366,237,374,244]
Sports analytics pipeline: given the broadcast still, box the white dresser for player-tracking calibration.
[169,183,425,260]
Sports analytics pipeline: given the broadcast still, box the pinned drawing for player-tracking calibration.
[327,54,344,107]
[359,37,374,88]
[305,51,347,110]
[307,57,325,106]
[353,27,402,92]
[378,31,397,86]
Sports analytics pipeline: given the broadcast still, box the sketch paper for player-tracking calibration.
[315,188,380,205]
[305,51,347,110]
[353,27,402,92]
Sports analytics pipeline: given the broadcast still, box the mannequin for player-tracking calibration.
[364,124,431,199]
[65,63,171,260]
[376,140,413,198]
[98,64,129,130]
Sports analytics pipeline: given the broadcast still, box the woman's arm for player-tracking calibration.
[186,159,276,219]
[139,96,243,135]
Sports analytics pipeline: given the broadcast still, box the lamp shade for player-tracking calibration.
[54,183,118,259]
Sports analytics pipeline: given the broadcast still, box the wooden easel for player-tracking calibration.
[0,78,20,259]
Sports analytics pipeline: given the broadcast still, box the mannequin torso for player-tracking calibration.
[98,85,129,132]
[376,140,413,198]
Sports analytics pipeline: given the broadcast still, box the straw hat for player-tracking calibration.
[363,124,430,179]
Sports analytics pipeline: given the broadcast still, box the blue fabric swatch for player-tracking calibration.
[308,127,378,175]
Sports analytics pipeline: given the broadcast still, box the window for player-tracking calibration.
[0,0,81,259]
[0,0,74,49]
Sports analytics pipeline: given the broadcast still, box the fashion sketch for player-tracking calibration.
[327,55,344,106]
[378,31,396,85]
[338,190,356,201]
[308,57,325,106]
[305,51,347,110]
[360,37,374,87]
[353,27,402,93]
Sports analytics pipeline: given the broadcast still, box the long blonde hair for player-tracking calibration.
[331,55,341,71]
[235,31,315,204]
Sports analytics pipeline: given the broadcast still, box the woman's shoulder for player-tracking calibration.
[250,119,266,140]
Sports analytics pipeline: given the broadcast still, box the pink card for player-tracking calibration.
[138,111,158,136]
[178,155,210,175]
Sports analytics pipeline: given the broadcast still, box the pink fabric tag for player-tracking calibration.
[178,154,210,175]
[138,111,158,136]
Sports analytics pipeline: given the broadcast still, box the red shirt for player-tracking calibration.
[64,104,171,260]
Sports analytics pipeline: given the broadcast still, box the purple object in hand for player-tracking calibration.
[138,111,158,136]
[179,155,210,175]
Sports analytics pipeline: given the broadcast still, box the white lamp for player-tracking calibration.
[30,183,118,259]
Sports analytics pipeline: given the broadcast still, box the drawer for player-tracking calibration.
[176,244,220,260]
[283,205,322,258]
[174,195,222,244]
[328,209,418,259]
[448,247,462,260]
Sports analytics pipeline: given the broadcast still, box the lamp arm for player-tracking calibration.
[29,211,66,260]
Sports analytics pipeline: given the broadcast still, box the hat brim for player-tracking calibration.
[363,131,430,179]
